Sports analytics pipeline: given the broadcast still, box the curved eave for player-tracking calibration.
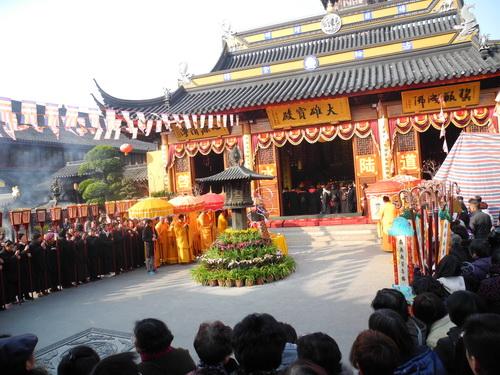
[93,79,170,109]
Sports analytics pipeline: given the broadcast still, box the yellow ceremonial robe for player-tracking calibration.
[166,225,178,264]
[197,212,214,252]
[172,221,190,264]
[217,213,228,234]
[379,202,397,252]
[188,212,201,258]
[155,222,170,264]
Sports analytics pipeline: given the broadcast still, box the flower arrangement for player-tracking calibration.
[191,229,295,287]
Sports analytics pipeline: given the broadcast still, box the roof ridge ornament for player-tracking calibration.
[438,0,454,13]
[321,1,342,35]
[454,3,479,39]
[221,20,248,52]
[177,62,193,86]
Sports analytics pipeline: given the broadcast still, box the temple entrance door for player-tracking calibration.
[278,138,356,216]
[193,153,224,194]
[419,126,462,178]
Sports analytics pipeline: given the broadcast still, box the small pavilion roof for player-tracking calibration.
[196,166,274,183]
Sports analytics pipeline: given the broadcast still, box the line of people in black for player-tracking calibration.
[282,182,357,216]
[0,220,147,310]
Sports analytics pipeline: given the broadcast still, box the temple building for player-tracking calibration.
[94,0,500,218]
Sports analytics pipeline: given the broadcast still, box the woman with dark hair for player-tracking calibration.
[412,275,449,300]
[368,309,446,374]
[134,318,195,375]
[350,330,401,375]
[435,255,466,294]
[232,313,286,375]
[296,333,343,375]
[462,239,492,285]
[191,321,237,375]
[90,352,139,375]
[412,293,455,348]
[57,345,100,375]
[435,291,486,375]
[371,288,427,346]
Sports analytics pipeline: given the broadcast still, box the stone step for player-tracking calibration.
[270,224,378,243]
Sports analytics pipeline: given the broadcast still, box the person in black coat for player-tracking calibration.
[98,226,114,275]
[28,233,46,295]
[17,234,32,300]
[43,233,60,292]
[0,240,20,304]
[347,183,357,213]
[86,229,100,281]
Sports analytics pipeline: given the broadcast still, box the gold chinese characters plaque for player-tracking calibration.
[401,82,480,113]
[266,98,352,129]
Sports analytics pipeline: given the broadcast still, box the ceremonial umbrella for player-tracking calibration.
[128,198,174,219]
[168,195,205,214]
[200,192,225,211]
[390,175,422,187]
[365,180,405,196]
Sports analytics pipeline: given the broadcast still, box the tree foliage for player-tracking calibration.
[78,146,148,204]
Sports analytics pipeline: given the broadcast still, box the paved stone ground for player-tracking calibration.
[0,227,392,365]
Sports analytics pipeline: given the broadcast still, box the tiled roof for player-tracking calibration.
[0,127,156,151]
[196,166,274,182]
[53,162,148,181]
[212,13,460,71]
[169,44,500,114]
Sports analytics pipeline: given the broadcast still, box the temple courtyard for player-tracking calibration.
[0,225,391,371]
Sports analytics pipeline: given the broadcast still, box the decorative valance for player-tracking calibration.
[389,107,497,140]
[168,136,242,168]
[252,121,378,151]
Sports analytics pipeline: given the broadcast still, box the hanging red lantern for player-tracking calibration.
[120,143,133,156]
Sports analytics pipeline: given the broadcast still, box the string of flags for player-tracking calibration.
[0,97,239,141]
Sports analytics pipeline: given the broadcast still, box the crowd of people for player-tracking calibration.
[282,182,357,216]
[0,211,230,310]
[2,269,500,375]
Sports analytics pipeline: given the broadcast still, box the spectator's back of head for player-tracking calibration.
[412,292,448,326]
[286,359,328,375]
[368,309,414,361]
[435,255,462,278]
[349,330,401,375]
[371,288,409,321]
[412,276,448,299]
[279,322,298,344]
[232,313,286,372]
[133,318,173,355]
[57,345,100,375]
[463,314,500,375]
[297,333,342,375]
[90,352,139,375]
[0,334,38,375]
[193,321,232,366]
[469,239,491,259]
[446,291,486,327]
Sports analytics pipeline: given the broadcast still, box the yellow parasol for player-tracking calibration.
[168,195,205,214]
[128,198,174,219]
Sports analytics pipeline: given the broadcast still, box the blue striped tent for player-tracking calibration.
[434,133,500,225]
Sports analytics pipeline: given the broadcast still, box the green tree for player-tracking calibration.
[78,146,125,204]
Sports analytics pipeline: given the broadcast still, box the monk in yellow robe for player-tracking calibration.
[171,214,190,264]
[197,211,214,252]
[188,211,201,258]
[217,211,228,235]
[155,217,170,265]
[166,216,178,264]
[379,196,397,252]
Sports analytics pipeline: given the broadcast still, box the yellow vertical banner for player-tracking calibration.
[147,151,167,194]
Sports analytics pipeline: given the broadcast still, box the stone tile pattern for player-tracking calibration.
[35,328,134,375]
